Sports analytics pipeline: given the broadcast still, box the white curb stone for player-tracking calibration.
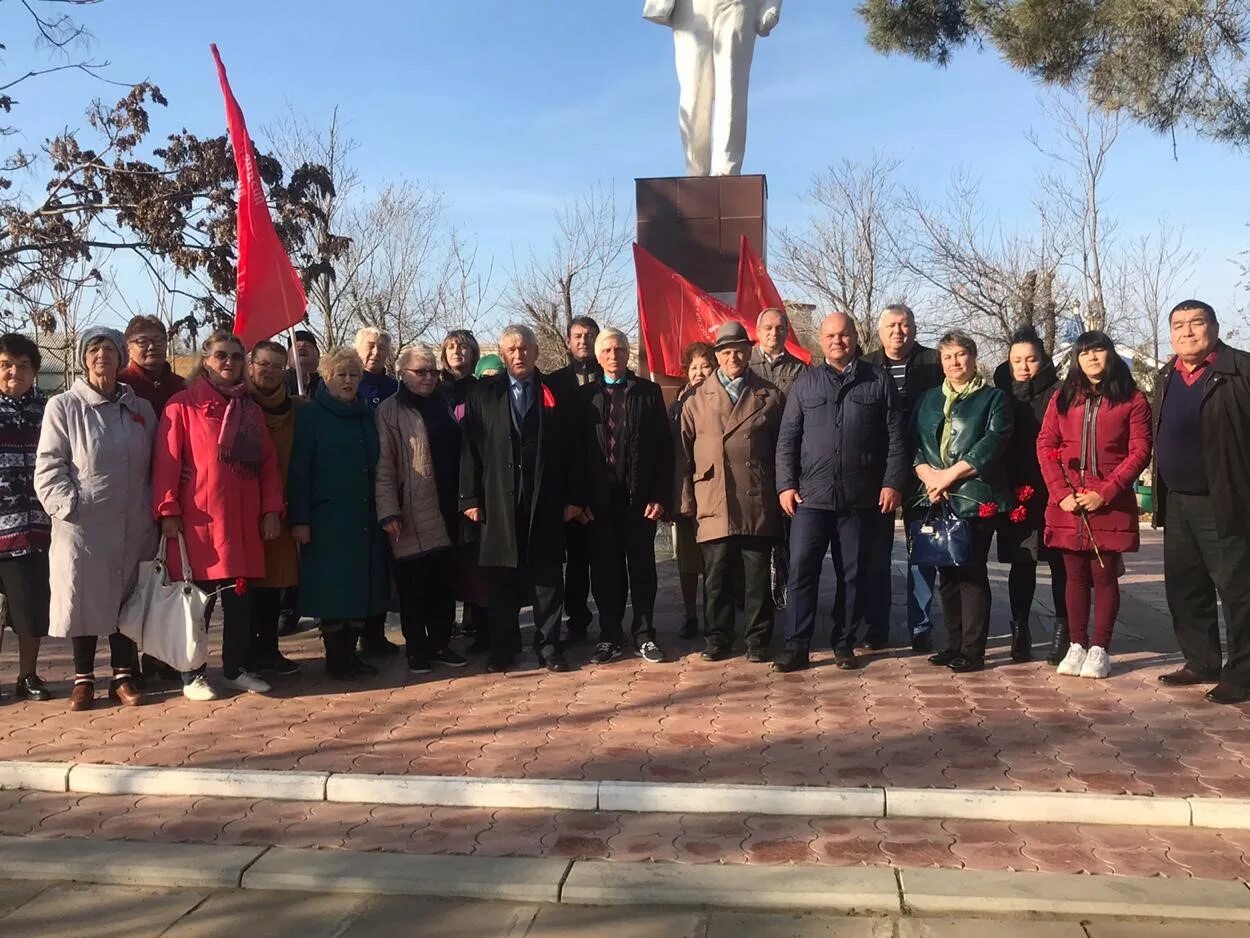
[1189,797,1250,830]
[0,759,71,792]
[325,773,597,810]
[899,868,1250,921]
[886,787,1192,827]
[0,835,265,888]
[67,764,328,801]
[561,861,901,911]
[242,846,571,903]
[598,781,885,817]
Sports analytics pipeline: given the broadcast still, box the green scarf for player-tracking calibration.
[939,374,985,465]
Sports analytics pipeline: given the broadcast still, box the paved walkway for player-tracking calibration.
[1,530,1239,799]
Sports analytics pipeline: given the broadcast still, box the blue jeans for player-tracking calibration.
[862,511,936,644]
[784,505,871,652]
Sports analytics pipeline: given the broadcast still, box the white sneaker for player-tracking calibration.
[182,674,218,701]
[226,670,271,694]
[1080,645,1111,679]
[1056,643,1088,676]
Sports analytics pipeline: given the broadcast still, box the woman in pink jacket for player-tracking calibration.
[152,331,283,701]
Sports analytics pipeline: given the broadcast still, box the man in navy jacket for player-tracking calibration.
[774,313,908,672]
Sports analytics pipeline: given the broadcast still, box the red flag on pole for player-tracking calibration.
[635,243,742,378]
[735,235,811,364]
[211,44,307,350]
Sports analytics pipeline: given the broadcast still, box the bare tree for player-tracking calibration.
[1030,95,1121,332]
[1125,224,1196,365]
[508,184,631,367]
[775,155,907,345]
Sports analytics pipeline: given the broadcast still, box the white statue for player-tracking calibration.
[644,0,782,176]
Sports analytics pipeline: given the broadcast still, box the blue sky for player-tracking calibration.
[18,1,1250,329]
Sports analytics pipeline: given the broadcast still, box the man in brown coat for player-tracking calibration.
[247,340,304,676]
[679,321,786,661]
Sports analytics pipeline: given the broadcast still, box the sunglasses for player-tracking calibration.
[211,350,246,364]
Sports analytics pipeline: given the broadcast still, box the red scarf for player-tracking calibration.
[199,372,264,477]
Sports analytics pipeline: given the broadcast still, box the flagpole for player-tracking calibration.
[288,327,305,396]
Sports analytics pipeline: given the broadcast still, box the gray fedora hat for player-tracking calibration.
[712,321,752,351]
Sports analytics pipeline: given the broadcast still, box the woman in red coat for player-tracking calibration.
[153,331,284,701]
[1037,331,1153,680]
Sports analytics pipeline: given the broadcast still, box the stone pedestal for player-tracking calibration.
[634,174,767,391]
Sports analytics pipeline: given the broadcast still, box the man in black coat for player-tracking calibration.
[1153,300,1250,704]
[579,328,673,665]
[861,303,943,653]
[459,324,588,673]
[544,315,603,642]
[774,313,907,672]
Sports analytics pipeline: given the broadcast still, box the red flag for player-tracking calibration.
[635,243,742,378]
[735,235,811,364]
[211,44,307,350]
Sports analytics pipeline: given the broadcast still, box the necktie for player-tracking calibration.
[606,387,618,468]
[516,380,530,417]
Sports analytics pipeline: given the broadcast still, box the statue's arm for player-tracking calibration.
[642,0,676,25]
[758,0,782,36]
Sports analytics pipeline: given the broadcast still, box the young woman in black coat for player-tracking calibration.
[993,325,1069,664]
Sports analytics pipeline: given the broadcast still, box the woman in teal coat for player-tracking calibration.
[910,331,1014,673]
[289,346,390,679]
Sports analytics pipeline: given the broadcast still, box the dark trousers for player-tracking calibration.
[564,519,594,632]
[936,520,994,662]
[1063,550,1121,650]
[249,586,283,668]
[702,535,774,652]
[861,511,896,645]
[590,503,658,647]
[188,579,252,681]
[71,632,137,676]
[1164,492,1250,687]
[486,561,565,661]
[1007,556,1068,623]
[784,506,871,652]
[395,549,456,659]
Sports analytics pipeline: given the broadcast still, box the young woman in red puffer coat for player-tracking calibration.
[1036,331,1153,680]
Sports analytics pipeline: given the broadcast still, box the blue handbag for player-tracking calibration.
[908,501,973,567]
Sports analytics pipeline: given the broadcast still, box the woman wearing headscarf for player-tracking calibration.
[993,325,1068,664]
[152,331,283,701]
[35,326,157,710]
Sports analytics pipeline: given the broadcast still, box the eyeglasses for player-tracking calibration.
[211,350,246,364]
[405,368,438,378]
[250,359,285,371]
[129,336,167,349]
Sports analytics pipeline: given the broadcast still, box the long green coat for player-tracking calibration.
[288,386,389,620]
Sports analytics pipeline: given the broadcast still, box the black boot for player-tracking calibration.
[1046,618,1070,666]
[348,624,379,676]
[323,628,353,681]
[1010,620,1033,663]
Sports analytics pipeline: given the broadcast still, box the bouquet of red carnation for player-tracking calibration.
[1046,447,1105,567]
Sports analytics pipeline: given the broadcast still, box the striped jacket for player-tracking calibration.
[0,388,50,557]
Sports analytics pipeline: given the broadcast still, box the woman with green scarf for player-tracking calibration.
[910,330,1014,672]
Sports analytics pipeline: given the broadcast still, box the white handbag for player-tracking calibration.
[118,534,210,673]
[643,0,675,24]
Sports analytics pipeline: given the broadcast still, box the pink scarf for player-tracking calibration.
[206,373,264,476]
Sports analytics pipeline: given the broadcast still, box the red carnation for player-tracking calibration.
[978,502,998,519]
[234,577,248,596]
[1009,505,1028,524]
[1015,485,1035,503]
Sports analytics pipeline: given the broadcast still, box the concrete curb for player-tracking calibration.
[3,835,1248,921]
[2,758,1248,830]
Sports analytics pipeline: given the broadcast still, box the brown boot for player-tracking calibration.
[69,680,94,711]
[109,676,143,707]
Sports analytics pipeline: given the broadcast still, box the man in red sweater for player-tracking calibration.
[118,315,186,414]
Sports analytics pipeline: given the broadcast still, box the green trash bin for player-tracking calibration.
[1135,482,1153,513]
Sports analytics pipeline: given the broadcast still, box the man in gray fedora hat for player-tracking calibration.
[677,321,786,661]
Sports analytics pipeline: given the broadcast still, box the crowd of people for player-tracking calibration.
[0,295,1248,710]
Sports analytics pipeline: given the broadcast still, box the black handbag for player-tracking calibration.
[908,501,973,567]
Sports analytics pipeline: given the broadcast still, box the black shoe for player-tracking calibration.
[773,649,810,673]
[701,645,734,662]
[1010,621,1033,663]
[323,632,354,681]
[257,654,302,676]
[928,649,957,667]
[857,639,886,652]
[407,656,432,675]
[15,674,51,701]
[833,649,860,670]
[745,647,771,663]
[565,624,589,644]
[141,654,179,683]
[467,637,491,655]
[358,636,401,658]
[1160,667,1220,686]
[591,642,623,665]
[1046,619,1070,666]
[678,616,699,639]
[948,656,984,673]
[1206,682,1250,705]
[351,655,379,677]
[486,655,514,673]
[546,653,574,673]
[637,641,665,664]
[911,633,933,654]
[432,648,468,668]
